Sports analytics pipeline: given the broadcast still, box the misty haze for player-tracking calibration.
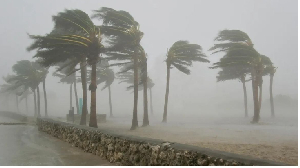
[0,0,297,166]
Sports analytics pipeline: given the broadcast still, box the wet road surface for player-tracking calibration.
[0,117,113,166]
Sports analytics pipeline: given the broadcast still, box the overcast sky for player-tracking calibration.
[0,0,297,118]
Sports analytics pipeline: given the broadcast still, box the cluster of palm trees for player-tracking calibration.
[0,60,48,117]
[0,7,277,130]
[210,30,277,123]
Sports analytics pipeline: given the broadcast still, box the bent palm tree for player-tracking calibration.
[92,7,144,130]
[28,9,103,128]
[163,40,209,123]
[210,30,265,123]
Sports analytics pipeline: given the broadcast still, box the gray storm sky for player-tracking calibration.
[0,0,297,117]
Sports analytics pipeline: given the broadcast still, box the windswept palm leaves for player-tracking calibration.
[92,7,144,130]
[163,40,209,123]
[210,30,273,123]
[27,9,103,128]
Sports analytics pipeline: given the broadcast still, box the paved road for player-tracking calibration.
[0,117,113,166]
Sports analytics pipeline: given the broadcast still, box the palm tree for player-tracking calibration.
[263,64,277,117]
[141,53,149,126]
[116,60,152,126]
[92,60,115,117]
[147,77,155,115]
[19,89,32,114]
[116,50,150,126]
[257,55,273,112]
[27,9,103,128]
[33,61,49,116]
[53,60,80,114]
[215,65,251,117]
[92,7,144,130]
[8,60,45,116]
[210,30,270,123]
[162,40,209,123]
[1,75,24,113]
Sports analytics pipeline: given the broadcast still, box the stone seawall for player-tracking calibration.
[0,111,27,122]
[37,118,287,166]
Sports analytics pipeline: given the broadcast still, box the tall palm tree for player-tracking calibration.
[141,53,149,126]
[33,61,49,116]
[92,7,144,130]
[27,9,103,128]
[116,50,150,126]
[215,65,250,117]
[210,30,271,123]
[162,40,209,123]
[117,61,152,126]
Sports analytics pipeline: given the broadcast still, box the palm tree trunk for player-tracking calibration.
[70,83,73,110]
[162,63,171,123]
[149,88,153,114]
[142,59,149,127]
[74,80,79,115]
[43,79,48,117]
[241,76,248,117]
[36,86,41,117]
[33,89,37,117]
[130,48,139,130]
[257,63,263,115]
[80,59,88,125]
[270,74,275,117]
[251,69,260,123]
[89,62,98,128]
[108,85,113,117]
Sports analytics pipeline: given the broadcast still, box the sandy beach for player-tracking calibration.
[88,115,298,165]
